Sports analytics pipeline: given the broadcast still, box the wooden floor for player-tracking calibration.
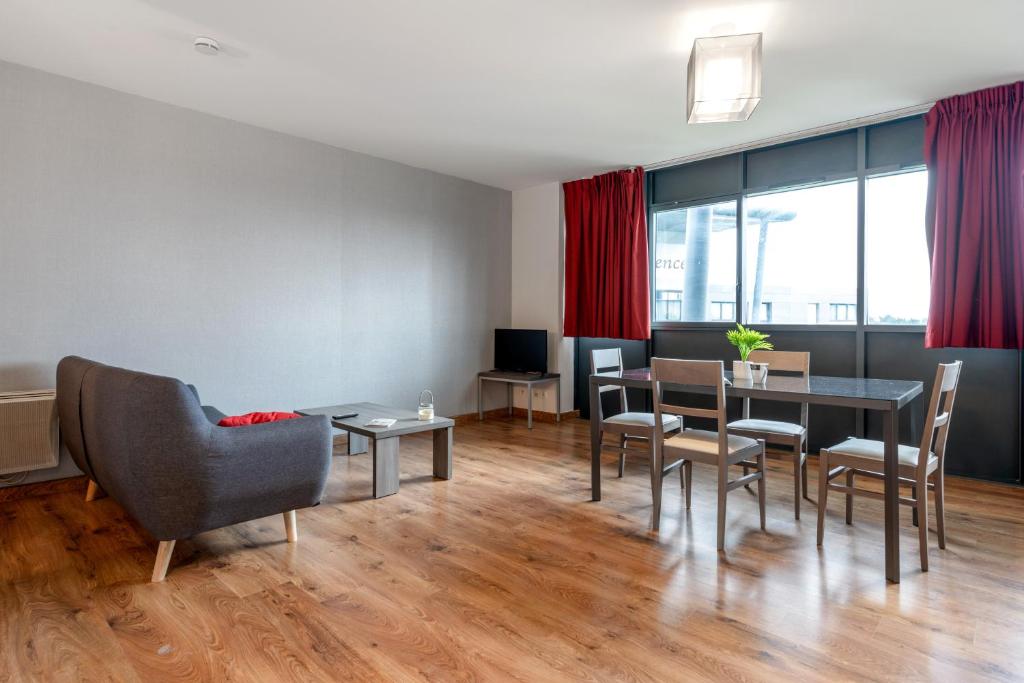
[2,418,1023,682]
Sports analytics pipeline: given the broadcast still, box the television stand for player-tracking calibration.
[477,371,561,429]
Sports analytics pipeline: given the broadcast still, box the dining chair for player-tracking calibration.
[591,349,681,482]
[727,350,811,519]
[816,361,962,571]
[651,358,767,548]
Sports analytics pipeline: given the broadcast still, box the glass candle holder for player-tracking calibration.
[418,389,434,421]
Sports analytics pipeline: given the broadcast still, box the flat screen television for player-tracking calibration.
[494,329,547,374]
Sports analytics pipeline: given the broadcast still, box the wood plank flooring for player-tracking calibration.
[2,418,1023,682]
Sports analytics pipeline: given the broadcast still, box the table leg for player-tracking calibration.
[347,432,369,456]
[527,385,533,429]
[883,406,901,583]
[507,384,513,416]
[373,436,400,498]
[433,427,453,479]
[590,379,601,501]
[478,377,483,421]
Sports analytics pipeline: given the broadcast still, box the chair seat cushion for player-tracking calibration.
[604,412,680,429]
[827,438,935,468]
[664,428,760,457]
[727,418,805,436]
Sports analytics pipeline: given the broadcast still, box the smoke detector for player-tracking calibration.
[193,36,220,56]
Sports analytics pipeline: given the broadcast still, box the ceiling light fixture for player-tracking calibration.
[687,32,762,124]
[193,36,220,56]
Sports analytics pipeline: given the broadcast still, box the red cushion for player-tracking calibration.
[217,411,302,427]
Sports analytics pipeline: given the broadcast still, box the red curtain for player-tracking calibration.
[924,81,1024,349]
[563,168,650,340]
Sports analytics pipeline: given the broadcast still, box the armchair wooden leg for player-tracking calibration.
[817,450,829,546]
[284,510,298,543]
[152,540,176,583]
[85,479,103,502]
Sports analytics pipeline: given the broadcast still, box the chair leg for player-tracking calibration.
[684,461,693,510]
[650,441,663,531]
[816,450,829,546]
[911,484,919,527]
[801,435,811,501]
[617,434,626,477]
[934,470,946,550]
[284,510,298,543]
[742,464,752,491]
[792,438,802,520]
[152,540,176,583]
[844,469,855,525]
[917,490,929,572]
[85,479,103,502]
[716,462,728,551]
[757,446,767,531]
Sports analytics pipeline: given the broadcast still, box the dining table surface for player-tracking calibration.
[588,367,924,583]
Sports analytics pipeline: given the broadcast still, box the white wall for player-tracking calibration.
[0,60,512,484]
[509,182,573,414]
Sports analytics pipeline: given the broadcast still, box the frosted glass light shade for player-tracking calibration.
[687,33,763,124]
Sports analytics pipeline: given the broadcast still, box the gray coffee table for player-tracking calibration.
[296,402,454,499]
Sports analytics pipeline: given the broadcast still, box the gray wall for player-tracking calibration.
[0,60,512,484]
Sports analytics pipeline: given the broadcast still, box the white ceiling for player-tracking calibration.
[0,0,1021,190]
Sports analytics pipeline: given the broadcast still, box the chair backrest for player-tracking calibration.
[651,358,727,456]
[744,350,810,427]
[916,361,963,475]
[591,348,628,413]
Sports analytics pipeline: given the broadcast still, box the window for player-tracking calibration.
[710,301,735,321]
[806,303,820,323]
[743,181,858,324]
[653,201,737,322]
[865,170,930,324]
[829,303,856,322]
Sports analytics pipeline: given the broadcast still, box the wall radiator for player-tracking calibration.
[0,391,59,475]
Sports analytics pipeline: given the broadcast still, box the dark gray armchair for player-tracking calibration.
[56,356,332,581]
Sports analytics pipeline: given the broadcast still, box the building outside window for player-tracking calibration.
[829,303,856,322]
[652,201,737,323]
[710,301,735,321]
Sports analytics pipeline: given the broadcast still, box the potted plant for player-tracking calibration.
[726,324,773,380]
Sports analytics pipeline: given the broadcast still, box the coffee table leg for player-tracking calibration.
[373,436,400,498]
[433,427,453,479]
[347,432,369,456]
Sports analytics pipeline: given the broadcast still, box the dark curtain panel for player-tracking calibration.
[563,168,650,340]
[924,81,1024,349]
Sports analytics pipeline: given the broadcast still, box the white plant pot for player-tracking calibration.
[732,360,751,379]
[749,362,769,384]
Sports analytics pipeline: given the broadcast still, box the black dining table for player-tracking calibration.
[589,368,924,583]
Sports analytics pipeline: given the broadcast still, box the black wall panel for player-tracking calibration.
[649,154,740,205]
[864,332,1021,482]
[866,116,926,170]
[745,130,858,191]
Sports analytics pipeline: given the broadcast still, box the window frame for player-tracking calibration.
[648,116,929,335]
